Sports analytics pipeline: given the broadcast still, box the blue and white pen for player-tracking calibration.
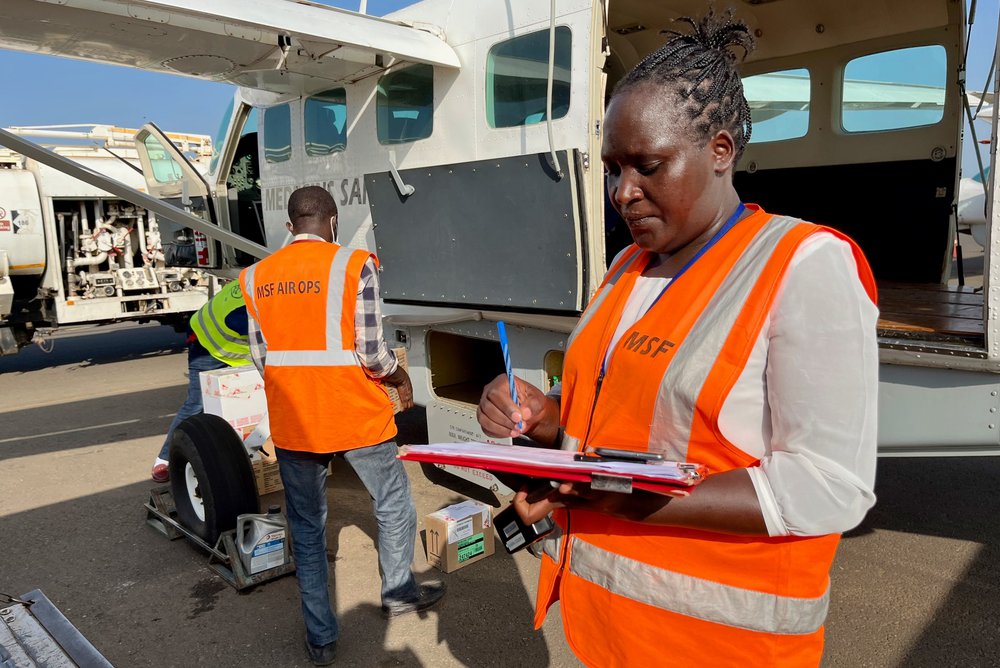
[496,320,523,431]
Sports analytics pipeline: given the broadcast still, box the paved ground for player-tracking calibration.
[1,323,999,667]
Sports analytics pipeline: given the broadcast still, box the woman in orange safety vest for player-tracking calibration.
[477,10,878,668]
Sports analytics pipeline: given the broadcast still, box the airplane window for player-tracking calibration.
[377,65,434,145]
[263,103,292,163]
[211,103,257,176]
[305,89,348,156]
[743,68,810,143]
[142,133,185,183]
[210,98,235,174]
[486,26,572,129]
[842,45,946,133]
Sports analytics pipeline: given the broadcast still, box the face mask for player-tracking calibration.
[330,216,338,243]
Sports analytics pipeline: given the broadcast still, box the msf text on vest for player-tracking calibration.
[254,280,323,300]
[622,330,676,357]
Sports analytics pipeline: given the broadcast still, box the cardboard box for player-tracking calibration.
[252,454,283,495]
[424,500,494,573]
[200,366,267,432]
[384,346,410,414]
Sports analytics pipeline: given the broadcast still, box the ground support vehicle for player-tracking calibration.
[0,124,218,354]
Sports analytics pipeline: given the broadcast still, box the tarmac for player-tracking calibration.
[2,320,999,667]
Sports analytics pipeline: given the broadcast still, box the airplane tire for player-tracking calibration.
[169,414,259,544]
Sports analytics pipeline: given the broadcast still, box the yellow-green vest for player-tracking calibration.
[190,281,251,366]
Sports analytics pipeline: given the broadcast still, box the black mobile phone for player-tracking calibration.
[495,503,555,554]
[593,447,663,463]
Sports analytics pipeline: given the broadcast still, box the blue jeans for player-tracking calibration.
[157,352,227,460]
[276,441,419,647]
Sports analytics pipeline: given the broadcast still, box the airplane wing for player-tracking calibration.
[744,72,947,120]
[0,0,460,95]
[743,72,809,122]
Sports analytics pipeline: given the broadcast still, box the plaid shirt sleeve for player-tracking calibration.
[355,257,398,379]
[247,314,266,376]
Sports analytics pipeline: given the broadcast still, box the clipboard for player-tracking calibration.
[398,442,707,494]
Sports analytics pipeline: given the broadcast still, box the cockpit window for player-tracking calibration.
[142,133,185,184]
[743,68,810,143]
[210,98,235,174]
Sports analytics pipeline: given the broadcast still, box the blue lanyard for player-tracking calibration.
[600,203,746,376]
[644,203,746,314]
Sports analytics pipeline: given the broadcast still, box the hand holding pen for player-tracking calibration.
[477,322,562,445]
[497,321,522,430]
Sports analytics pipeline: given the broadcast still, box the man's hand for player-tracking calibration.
[477,374,559,444]
[383,366,414,411]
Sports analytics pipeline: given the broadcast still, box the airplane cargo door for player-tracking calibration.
[366,150,586,313]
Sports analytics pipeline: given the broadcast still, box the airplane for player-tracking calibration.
[1,0,999,524]
[957,102,994,248]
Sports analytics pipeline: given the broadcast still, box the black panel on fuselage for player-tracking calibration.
[367,151,580,313]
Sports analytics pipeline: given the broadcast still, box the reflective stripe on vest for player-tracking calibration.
[565,245,641,354]
[244,245,359,369]
[266,349,358,367]
[239,242,396,453]
[568,537,830,635]
[650,215,800,461]
[190,282,251,366]
[559,431,580,452]
[242,263,259,320]
[540,522,563,563]
[532,208,874,665]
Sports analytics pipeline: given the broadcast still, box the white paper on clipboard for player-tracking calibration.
[399,442,706,488]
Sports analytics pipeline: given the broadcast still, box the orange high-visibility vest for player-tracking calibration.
[535,206,876,667]
[240,241,396,453]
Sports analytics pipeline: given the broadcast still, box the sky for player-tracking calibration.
[0,0,996,175]
[0,0,414,137]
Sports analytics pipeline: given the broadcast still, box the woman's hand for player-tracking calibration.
[512,484,567,525]
[512,481,689,525]
[477,374,560,445]
[520,471,765,535]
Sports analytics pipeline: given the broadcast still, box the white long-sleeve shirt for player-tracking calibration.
[559,232,878,537]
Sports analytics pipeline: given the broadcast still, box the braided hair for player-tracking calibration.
[613,9,756,161]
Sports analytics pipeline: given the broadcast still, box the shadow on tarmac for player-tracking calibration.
[0,324,186,374]
[842,457,1000,666]
[320,462,550,667]
[4,407,550,667]
[316,408,551,667]
[0,385,183,460]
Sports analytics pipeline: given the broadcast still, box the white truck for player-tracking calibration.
[0,124,219,354]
